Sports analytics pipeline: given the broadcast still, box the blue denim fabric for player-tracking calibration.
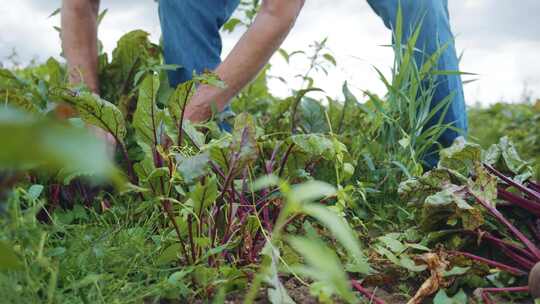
[158,0,240,86]
[367,0,468,167]
[158,0,240,131]
[158,0,468,165]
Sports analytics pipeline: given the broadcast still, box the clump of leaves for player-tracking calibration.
[400,136,540,302]
[469,100,540,181]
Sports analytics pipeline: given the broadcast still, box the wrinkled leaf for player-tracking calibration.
[133,74,163,152]
[103,30,158,99]
[399,169,464,204]
[484,136,533,183]
[56,91,126,140]
[421,185,483,231]
[439,137,482,177]
[291,134,337,160]
[468,163,497,204]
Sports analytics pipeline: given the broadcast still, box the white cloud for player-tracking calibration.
[0,1,59,64]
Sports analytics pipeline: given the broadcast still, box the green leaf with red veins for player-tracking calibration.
[133,74,163,155]
[398,169,465,204]
[421,185,484,231]
[104,30,158,94]
[468,163,498,205]
[59,91,127,140]
[166,80,195,136]
[229,112,258,174]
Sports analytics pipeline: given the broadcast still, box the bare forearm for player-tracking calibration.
[186,0,304,121]
[61,0,100,93]
[216,7,300,102]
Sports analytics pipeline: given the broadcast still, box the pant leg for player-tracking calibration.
[367,0,468,167]
[158,0,240,87]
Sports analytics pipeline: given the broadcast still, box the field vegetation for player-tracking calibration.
[1,4,539,304]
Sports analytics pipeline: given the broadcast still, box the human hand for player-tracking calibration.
[184,100,212,123]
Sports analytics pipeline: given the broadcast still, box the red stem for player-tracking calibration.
[482,233,537,262]
[278,143,295,177]
[481,291,493,304]
[187,215,196,263]
[485,164,540,202]
[118,140,138,184]
[267,143,282,173]
[350,280,386,304]
[162,200,191,265]
[480,286,529,304]
[499,246,536,270]
[177,82,194,147]
[498,188,540,216]
[453,251,527,276]
[469,190,540,260]
[528,181,540,192]
[482,286,529,293]
[221,183,239,245]
[529,220,540,243]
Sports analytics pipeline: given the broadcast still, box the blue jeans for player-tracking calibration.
[158,0,241,86]
[159,0,467,166]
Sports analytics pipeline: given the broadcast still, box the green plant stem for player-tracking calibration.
[278,143,294,177]
[187,215,197,263]
[162,199,191,265]
[177,82,194,147]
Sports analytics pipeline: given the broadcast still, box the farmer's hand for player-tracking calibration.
[182,0,304,123]
[184,101,211,123]
[183,86,216,123]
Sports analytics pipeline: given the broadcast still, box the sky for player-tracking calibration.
[1,0,539,106]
